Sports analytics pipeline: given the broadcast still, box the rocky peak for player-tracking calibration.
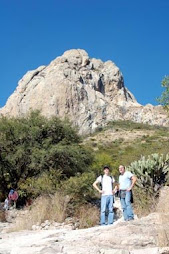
[0,49,168,134]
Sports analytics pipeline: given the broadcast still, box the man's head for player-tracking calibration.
[119,165,125,175]
[9,189,14,194]
[103,165,110,175]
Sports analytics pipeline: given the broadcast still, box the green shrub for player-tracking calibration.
[106,120,156,131]
[0,111,93,200]
[91,152,119,176]
[18,170,62,199]
[61,172,96,203]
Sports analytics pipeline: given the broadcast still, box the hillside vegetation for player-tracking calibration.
[84,120,169,216]
[0,111,93,201]
[85,120,169,175]
[0,113,169,227]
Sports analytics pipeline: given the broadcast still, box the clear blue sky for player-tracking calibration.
[0,0,168,107]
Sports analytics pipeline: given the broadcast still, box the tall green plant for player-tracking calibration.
[0,111,93,199]
[157,75,169,112]
[127,153,169,194]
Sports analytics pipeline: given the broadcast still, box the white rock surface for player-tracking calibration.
[0,214,168,254]
[0,49,168,134]
[0,188,169,254]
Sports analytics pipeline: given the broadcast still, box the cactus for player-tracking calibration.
[127,153,169,194]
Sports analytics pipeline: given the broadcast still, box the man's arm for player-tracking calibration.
[127,175,137,191]
[112,184,119,194]
[93,180,103,194]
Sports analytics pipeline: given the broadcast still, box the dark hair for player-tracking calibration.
[103,165,110,170]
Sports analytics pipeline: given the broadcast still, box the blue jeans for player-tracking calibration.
[120,191,134,221]
[101,195,114,225]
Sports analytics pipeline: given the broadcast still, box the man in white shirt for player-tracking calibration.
[118,165,137,221]
[93,166,115,225]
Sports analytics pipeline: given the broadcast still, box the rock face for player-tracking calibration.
[0,187,169,254]
[0,49,168,134]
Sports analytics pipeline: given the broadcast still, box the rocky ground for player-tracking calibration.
[0,188,169,254]
[0,214,168,254]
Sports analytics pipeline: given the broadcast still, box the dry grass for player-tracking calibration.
[133,187,157,217]
[84,128,156,147]
[0,210,6,222]
[8,194,100,232]
[132,187,169,247]
[75,204,99,229]
[9,192,70,232]
[156,187,169,247]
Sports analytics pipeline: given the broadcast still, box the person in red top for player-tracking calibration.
[8,189,19,209]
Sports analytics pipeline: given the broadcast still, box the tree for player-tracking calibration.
[157,76,169,111]
[0,111,93,199]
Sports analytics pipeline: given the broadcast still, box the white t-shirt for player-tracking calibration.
[97,175,115,196]
[119,171,133,190]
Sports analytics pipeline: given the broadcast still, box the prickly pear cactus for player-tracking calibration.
[127,153,169,194]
